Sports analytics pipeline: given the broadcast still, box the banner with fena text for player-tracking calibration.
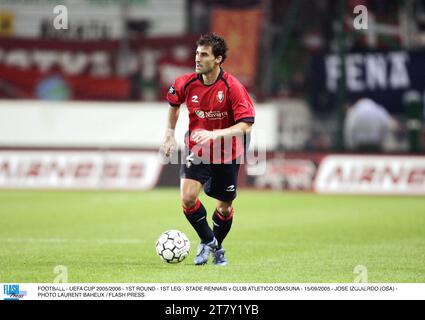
[311,50,425,113]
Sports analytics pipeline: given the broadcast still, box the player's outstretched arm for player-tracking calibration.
[162,106,180,157]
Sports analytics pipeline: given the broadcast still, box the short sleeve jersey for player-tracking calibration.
[166,68,255,163]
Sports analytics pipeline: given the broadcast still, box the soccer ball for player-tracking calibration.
[156,230,190,263]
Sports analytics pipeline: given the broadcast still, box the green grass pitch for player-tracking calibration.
[0,189,424,283]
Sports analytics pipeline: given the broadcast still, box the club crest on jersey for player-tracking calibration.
[195,110,205,119]
[169,86,176,95]
[217,91,224,103]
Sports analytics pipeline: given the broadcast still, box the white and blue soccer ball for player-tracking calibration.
[156,230,190,263]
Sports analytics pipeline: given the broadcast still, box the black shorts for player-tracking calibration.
[180,153,240,202]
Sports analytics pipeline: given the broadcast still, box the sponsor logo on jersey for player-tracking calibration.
[205,110,228,120]
[195,110,205,119]
[194,110,228,120]
[217,91,224,103]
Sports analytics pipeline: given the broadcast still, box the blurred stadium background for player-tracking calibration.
[0,0,424,283]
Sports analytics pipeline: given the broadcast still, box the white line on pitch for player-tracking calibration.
[0,238,146,244]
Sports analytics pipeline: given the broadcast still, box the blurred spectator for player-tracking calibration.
[189,0,210,34]
[344,98,399,152]
[35,73,71,101]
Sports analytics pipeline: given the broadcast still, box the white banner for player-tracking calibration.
[315,155,425,195]
[1,283,425,300]
[0,150,162,190]
[0,100,276,151]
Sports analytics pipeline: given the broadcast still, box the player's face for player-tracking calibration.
[195,45,221,75]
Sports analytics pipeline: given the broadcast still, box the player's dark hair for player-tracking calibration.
[196,33,228,64]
